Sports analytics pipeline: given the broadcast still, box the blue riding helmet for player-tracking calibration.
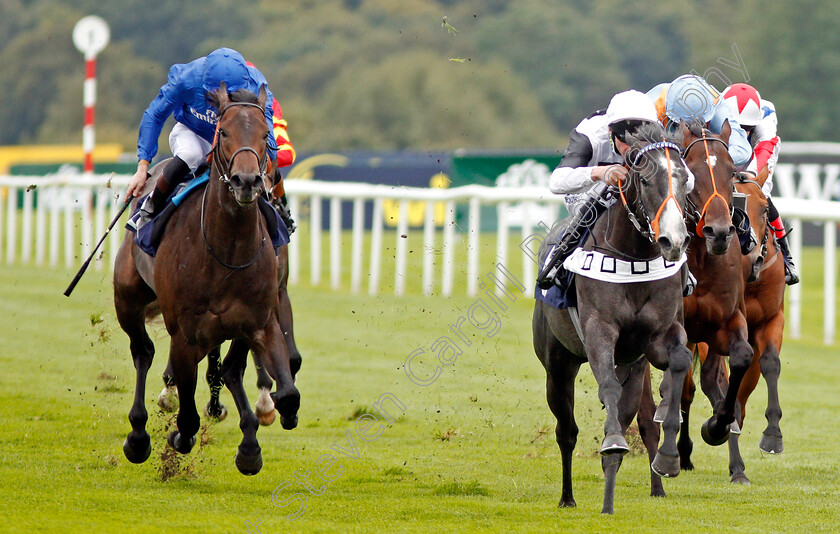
[664,74,719,125]
[202,47,249,94]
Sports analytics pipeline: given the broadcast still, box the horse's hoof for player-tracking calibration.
[701,417,730,446]
[730,473,751,485]
[558,498,576,508]
[280,414,298,430]
[123,434,152,464]
[730,420,742,435]
[235,448,263,476]
[680,458,695,471]
[274,390,300,430]
[205,402,228,422]
[157,387,179,412]
[167,431,196,454]
[600,434,629,455]
[759,433,783,454]
[257,410,276,427]
[650,487,666,498]
[651,452,680,478]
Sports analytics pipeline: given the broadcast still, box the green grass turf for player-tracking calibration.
[0,242,838,533]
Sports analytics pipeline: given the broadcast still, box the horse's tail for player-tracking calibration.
[144,301,161,321]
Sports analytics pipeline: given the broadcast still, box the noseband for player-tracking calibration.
[210,101,271,196]
[619,141,684,242]
[682,134,732,235]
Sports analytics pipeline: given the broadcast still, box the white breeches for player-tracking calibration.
[169,122,213,171]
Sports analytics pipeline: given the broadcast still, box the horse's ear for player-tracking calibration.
[258,84,267,109]
[720,119,732,143]
[217,81,229,109]
[680,122,695,147]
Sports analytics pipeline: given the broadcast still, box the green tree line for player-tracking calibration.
[0,0,838,156]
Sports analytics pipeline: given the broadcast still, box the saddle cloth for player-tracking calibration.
[126,172,289,257]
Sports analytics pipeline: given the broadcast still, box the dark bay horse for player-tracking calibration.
[114,84,299,475]
[661,121,753,452]
[533,123,692,514]
[678,168,786,483]
[157,246,302,428]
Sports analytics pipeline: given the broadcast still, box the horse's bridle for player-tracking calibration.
[201,101,271,273]
[618,140,684,243]
[210,101,271,196]
[682,134,732,236]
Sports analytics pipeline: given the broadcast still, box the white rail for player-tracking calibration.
[0,173,838,344]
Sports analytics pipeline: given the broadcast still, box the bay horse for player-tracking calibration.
[157,247,302,428]
[114,84,300,475]
[533,122,692,514]
[677,167,786,483]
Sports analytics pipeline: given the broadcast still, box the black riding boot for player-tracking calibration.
[536,187,613,290]
[732,206,757,255]
[139,157,190,223]
[270,168,296,234]
[775,233,800,285]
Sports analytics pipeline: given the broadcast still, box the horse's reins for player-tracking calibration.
[618,140,684,243]
[202,101,270,274]
[682,135,730,236]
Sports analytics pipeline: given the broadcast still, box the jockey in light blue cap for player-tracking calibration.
[647,74,752,167]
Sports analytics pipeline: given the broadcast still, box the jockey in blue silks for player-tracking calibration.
[125,48,277,222]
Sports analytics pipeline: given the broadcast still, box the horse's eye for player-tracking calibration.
[219,129,228,138]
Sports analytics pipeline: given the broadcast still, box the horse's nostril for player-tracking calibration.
[703,226,716,239]
[230,174,242,187]
[727,225,736,237]
[682,235,691,250]
[657,236,672,250]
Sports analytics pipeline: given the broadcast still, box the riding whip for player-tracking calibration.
[63,196,133,297]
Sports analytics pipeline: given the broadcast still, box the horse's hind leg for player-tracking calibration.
[677,362,697,471]
[637,363,665,497]
[545,356,581,509]
[205,346,227,421]
[221,338,262,475]
[114,245,157,464]
[166,337,202,455]
[157,358,178,412]
[252,352,276,427]
[279,285,302,380]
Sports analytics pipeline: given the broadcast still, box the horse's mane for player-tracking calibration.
[625,121,681,148]
[682,117,705,139]
[206,87,262,110]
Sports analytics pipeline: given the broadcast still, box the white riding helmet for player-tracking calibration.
[722,83,763,127]
[605,90,659,126]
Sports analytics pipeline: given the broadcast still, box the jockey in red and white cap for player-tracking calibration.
[722,83,798,285]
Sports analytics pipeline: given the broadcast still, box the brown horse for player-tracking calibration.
[114,84,299,475]
[678,168,786,483]
[157,247,302,428]
[651,120,752,450]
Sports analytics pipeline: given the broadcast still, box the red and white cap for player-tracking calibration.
[722,83,762,127]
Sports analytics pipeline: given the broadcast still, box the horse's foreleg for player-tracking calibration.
[221,339,262,475]
[636,363,665,497]
[584,326,627,455]
[757,313,785,454]
[253,319,300,430]
[204,346,227,421]
[701,318,752,446]
[728,342,763,485]
[166,336,202,455]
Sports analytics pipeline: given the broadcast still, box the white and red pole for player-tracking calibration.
[73,16,109,175]
[82,54,97,174]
